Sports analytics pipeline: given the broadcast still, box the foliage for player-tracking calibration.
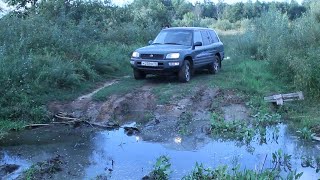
[296,127,313,140]
[178,111,193,135]
[22,156,63,180]
[0,120,25,139]
[0,0,154,129]
[213,19,233,31]
[234,4,320,98]
[0,0,319,139]
[210,105,281,144]
[147,155,172,180]
[301,156,320,173]
[272,149,292,172]
[183,151,303,180]
[211,116,255,144]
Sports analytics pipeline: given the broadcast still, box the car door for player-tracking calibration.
[193,30,205,68]
[209,30,224,60]
[192,30,207,68]
[201,30,215,65]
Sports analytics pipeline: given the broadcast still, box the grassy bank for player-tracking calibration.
[0,1,156,138]
[226,3,320,138]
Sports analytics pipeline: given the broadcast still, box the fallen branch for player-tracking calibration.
[24,124,51,129]
[23,119,119,130]
[20,112,121,130]
[54,114,77,121]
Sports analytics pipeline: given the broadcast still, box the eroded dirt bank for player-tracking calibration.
[48,80,249,146]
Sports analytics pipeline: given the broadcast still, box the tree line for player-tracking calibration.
[4,0,309,28]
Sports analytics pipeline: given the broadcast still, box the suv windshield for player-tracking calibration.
[153,30,192,46]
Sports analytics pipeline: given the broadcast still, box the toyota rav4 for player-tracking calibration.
[130,27,224,82]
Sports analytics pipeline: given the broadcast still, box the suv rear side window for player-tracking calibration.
[200,31,210,45]
[209,30,220,43]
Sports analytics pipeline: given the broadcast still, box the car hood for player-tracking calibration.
[136,44,191,54]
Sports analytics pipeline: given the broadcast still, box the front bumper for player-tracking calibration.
[130,58,182,74]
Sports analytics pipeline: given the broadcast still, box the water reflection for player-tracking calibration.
[84,124,320,179]
[0,124,319,179]
[174,137,182,144]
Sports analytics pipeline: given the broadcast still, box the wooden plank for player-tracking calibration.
[282,91,304,100]
[264,92,304,105]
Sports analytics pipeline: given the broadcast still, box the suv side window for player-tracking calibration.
[209,30,220,43]
[200,31,210,46]
[193,31,202,44]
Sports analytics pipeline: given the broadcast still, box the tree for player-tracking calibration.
[223,2,244,22]
[243,0,254,19]
[171,0,193,19]
[202,1,218,19]
[131,0,171,28]
[6,0,39,10]
[288,0,306,20]
[194,2,202,20]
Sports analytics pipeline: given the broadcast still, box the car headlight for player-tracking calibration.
[132,51,140,58]
[166,53,180,59]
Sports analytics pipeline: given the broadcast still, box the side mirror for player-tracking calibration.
[148,40,153,45]
[194,42,202,46]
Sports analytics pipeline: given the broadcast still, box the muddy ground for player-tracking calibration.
[48,80,249,145]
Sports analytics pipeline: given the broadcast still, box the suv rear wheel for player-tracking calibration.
[133,69,146,80]
[178,60,191,82]
[208,55,221,74]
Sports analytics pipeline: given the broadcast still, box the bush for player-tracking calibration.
[213,19,234,31]
[0,1,140,123]
[233,4,320,98]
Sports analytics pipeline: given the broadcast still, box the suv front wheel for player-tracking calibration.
[178,60,191,82]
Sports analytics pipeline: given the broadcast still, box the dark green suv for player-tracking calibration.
[130,27,224,82]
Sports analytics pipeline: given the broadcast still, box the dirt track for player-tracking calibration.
[48,79,249,145]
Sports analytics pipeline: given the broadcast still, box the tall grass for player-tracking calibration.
[0,1,157,127]
[234,3,320,98]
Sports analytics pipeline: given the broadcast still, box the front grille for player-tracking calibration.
[140,54,164,60]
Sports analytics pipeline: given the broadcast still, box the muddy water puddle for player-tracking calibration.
[1,123,319,180]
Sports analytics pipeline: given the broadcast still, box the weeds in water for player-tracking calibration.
[272,149,292,172]
[22,156,63,180]
[148,151,304,180]
[182,163,230,180]
[296,127,313,140]
[252,112,281,127]
[211,117,255,144]
[210,104,283,145]
[144,155,172,180]
[301,156,320,174]
[183,161,303,180]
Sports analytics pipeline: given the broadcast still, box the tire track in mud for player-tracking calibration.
[48,80,250,149]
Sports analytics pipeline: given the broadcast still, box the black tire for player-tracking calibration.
[133,69,146,80]
[178,60,191,83]
[208,55,221,74]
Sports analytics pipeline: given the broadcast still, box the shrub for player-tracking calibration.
[0,1,139,123]
[233,3,320,98]
[213,19,234,31]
